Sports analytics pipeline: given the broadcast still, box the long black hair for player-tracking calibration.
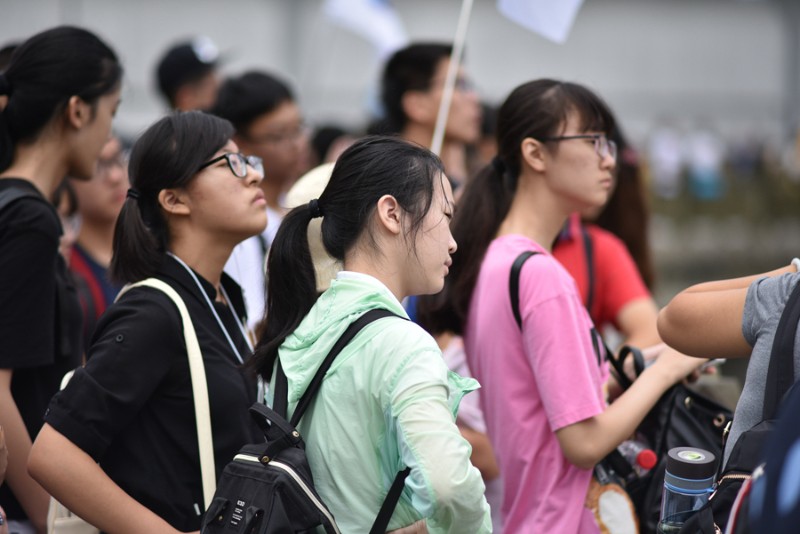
[252,135,444,380]
[418,79,616,335]
[0,26,122,172]
[110,111,234,283]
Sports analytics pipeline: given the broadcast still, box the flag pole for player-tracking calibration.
[430,0,474,156]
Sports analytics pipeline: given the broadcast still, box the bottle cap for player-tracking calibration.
[665,447,716,489]
[637,448,657,470]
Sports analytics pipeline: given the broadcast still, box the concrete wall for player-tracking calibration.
[1,0,791,148]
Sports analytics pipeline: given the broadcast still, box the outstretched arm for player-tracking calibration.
[556,346,704,469]
[657,263,796,359]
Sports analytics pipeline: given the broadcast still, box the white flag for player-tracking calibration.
[324,0,409,60]
[497,0,585,44]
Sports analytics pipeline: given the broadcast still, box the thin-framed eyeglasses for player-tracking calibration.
[539,134,617,161]
[198,153,264,179]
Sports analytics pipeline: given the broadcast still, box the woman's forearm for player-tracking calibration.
[557,347,704,469]
[28,424,185,534]
[0,370,49,534]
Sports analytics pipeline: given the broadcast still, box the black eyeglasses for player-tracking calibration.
[198,153,264,178]
[539,134,617,161]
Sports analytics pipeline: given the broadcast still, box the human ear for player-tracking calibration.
[520,138,547,173]
[65,96,90,129]
[157,189,191,216]
[375,194,403,236]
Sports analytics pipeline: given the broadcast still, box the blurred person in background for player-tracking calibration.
[310,124,356,166]
[155,36,221,112]
[51,180,80,266]
[381,42,481,189]
[213,70,310,329]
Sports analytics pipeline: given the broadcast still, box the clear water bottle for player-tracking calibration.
[618,439,657,478]
[657,447,716,534]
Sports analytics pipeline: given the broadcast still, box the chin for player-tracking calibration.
[423,281,445,296]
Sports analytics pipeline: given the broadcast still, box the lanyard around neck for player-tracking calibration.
[167,252,253,364]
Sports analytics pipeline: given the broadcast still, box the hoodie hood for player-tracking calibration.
[274,273,409,405]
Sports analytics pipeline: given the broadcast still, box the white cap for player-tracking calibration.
[284,163,342,292]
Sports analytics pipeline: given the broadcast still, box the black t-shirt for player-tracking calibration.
[45,256,261,532]
[0,179,83,520]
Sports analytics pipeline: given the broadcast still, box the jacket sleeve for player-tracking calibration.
[388,346,492,534]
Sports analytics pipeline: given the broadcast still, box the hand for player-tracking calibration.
[0,506,7,534]
[388,519,428,533]
[651,345,708,384]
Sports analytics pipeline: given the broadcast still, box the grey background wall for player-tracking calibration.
[2,0,796,151]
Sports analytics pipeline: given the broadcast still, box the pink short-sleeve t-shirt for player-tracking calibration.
[464,234,609,534]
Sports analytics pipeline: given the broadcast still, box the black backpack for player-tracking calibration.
[201,309,410,534]
[679,277,800,534]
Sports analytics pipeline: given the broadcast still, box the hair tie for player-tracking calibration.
[126,188,141,201]
[308,198,323,219]
[491,155,506,175]
[0,73,11,97]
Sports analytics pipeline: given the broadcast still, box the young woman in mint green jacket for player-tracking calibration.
[253,136,492,533]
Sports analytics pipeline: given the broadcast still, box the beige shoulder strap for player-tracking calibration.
[118,279,216,509]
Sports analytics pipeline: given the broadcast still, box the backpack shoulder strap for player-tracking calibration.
[117,279,216,510]
[286,308,403,427]
[763,277,800,419]
[369,466,412,534]
[275,308,410,533]
[0,186,40,213]
[510,251,540,329]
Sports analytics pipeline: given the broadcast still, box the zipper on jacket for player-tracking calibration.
[234,454,341,534]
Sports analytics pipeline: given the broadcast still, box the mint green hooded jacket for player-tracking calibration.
[270,273,492,533]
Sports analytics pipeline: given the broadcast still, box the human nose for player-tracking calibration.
[245,164,263,185]
[107,161,126,184]
[448,231,457,255]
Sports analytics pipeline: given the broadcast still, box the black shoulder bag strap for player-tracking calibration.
[510,251,539,328]
[0,186,38,212]
[581,224,596,314]
[762,277,800,420]
[272,308,412,534]
[509,248,640,478]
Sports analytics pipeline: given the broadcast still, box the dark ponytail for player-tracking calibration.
[418,79,616,334]
[252,204,320,378]
[110,111,234,283]
[0,26,122,172]
[253,135,444,380]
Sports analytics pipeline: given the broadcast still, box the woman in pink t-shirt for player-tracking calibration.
[425,80,704,533]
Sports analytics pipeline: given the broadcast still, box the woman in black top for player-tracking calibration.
[29,112,267,533]
[0,26,122,532]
